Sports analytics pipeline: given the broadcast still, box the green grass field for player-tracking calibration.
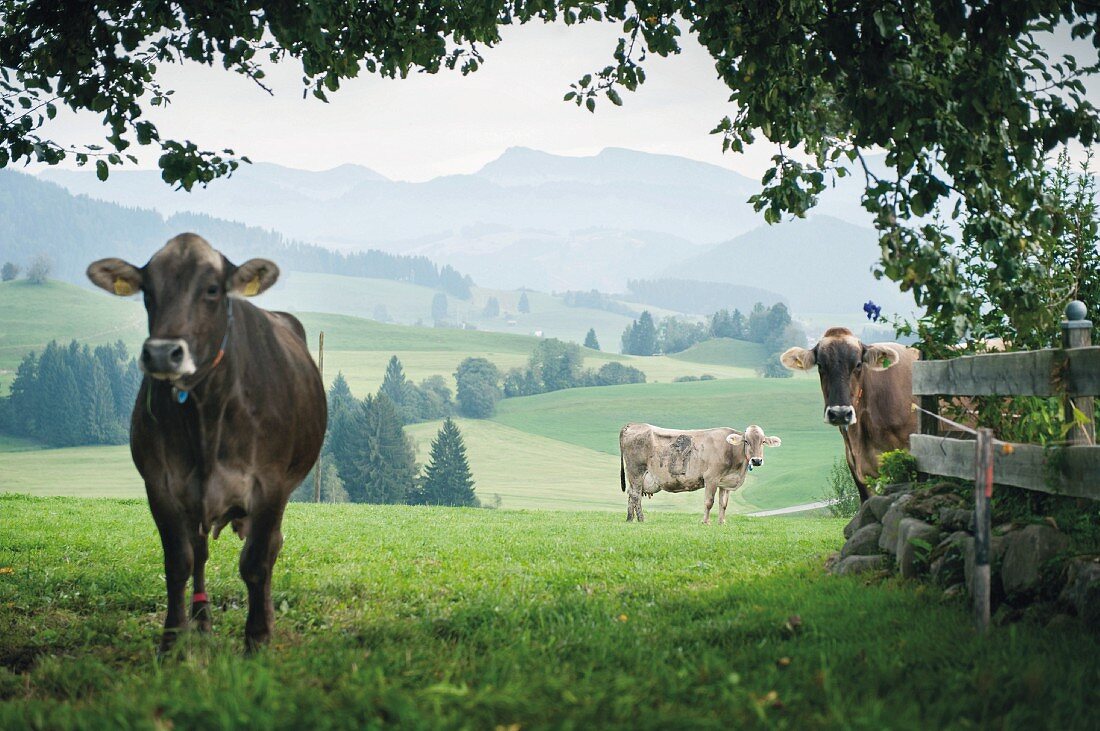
[491,379,841,511]
[2,379,842,514]
[2,496,1096,729]
[0,280,821,513]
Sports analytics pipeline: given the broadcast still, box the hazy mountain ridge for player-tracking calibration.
[0,170,472,297]
[35,147,904,311]
[662,215,916,317]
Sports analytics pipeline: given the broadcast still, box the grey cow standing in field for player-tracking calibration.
[87,234,326,653]
[620,423,782,524]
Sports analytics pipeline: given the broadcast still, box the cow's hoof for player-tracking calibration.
[191,602,212,632]
[244,635,270,656]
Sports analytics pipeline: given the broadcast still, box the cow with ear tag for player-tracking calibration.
[780,327,918,502]
[87,233,326,654]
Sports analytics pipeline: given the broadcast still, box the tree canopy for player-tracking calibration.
[6,1,1100,332]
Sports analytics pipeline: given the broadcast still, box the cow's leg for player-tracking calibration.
[627,484,645,523]
[842,434,872,502]
[701,481,717,524]
[239,503,286,652]
[718,488,731,525]
[149,504,193,655]
[190,528,212,632]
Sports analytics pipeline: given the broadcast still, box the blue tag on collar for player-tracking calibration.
[175,389,189,404]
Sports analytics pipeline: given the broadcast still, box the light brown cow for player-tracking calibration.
[619,423,781,524]
[781,328,918,501]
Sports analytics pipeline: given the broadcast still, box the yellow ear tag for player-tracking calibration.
[243,276,261,296]
[113,278,134,296]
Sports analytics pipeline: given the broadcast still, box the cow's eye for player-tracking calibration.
[205,285,219,298]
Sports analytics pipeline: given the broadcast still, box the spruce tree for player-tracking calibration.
[517,290,530,313]
[418,418,477,507]
[337,394,416,504]
[431,292,449,322]
[379,355,411,421]
[584,328,600,350]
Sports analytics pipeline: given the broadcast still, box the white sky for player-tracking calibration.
[30,22,1098,183]
[35,22,782,182]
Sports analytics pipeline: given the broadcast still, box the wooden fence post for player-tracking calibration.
[917,394,939,482]
[1062,301,1094,446]
[315,330,325,503]
[973,427,993,634]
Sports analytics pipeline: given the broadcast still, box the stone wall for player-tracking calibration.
[827,482,1100,627]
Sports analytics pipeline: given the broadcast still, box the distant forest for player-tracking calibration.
[0,170,474,299]
[0,340,140,447]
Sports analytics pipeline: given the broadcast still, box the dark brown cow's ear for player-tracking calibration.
[228,258,279,297]
[87,258,142,297]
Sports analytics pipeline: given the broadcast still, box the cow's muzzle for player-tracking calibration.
[750,457,763,467]
[141,338,195,380]
[825,405,856,426]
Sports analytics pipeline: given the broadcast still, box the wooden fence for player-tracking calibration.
[910,301,1098,497]
[908,300,1098,631]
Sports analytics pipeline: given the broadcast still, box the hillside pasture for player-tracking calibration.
[1,496,1096,729]
[262,271,677,347]
[0,280,144,391]
[492,379,842,511]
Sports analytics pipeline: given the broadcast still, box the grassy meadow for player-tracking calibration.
[2,496,1097,729]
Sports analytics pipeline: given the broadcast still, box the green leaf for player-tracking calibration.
[95,160,108,181]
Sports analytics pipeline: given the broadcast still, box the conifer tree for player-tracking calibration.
[380,355,420,424]
[517,290,530,314]
[336,394,416,504]
[417,418,477,507]
[583,328,600,351]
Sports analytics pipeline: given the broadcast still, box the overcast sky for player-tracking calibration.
[35,22,793,182]
[32,21,1099,183]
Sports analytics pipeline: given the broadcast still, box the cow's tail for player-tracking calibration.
[620,451,626,492]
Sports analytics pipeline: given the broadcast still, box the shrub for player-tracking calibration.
[821,458,860,518]
[871,450,919,490]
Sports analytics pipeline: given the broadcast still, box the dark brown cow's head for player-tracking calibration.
[726,425,781,469]
[86,233,278,383]
[780,328,900,427]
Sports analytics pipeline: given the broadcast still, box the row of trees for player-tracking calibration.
[0,340,140,447]
[293,372,477,507]
[620,303,806,360]
[446,340,647,414]
[1,255,50,284]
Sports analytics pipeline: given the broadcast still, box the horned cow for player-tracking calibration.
[87,233,326,653]
[619,423,781,524]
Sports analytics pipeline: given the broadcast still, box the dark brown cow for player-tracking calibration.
[87,233,326,653]
[781,328,918,502]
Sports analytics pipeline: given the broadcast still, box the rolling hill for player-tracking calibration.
[0,282,830,512]
[0,279,767,392]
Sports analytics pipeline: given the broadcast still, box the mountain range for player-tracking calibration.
[33,146,908,313]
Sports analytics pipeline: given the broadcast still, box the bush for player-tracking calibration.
[871,450,919,490]
[821,458,860,518]
[26,253,50,284]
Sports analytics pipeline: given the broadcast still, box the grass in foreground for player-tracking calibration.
[2,496,1097,729]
